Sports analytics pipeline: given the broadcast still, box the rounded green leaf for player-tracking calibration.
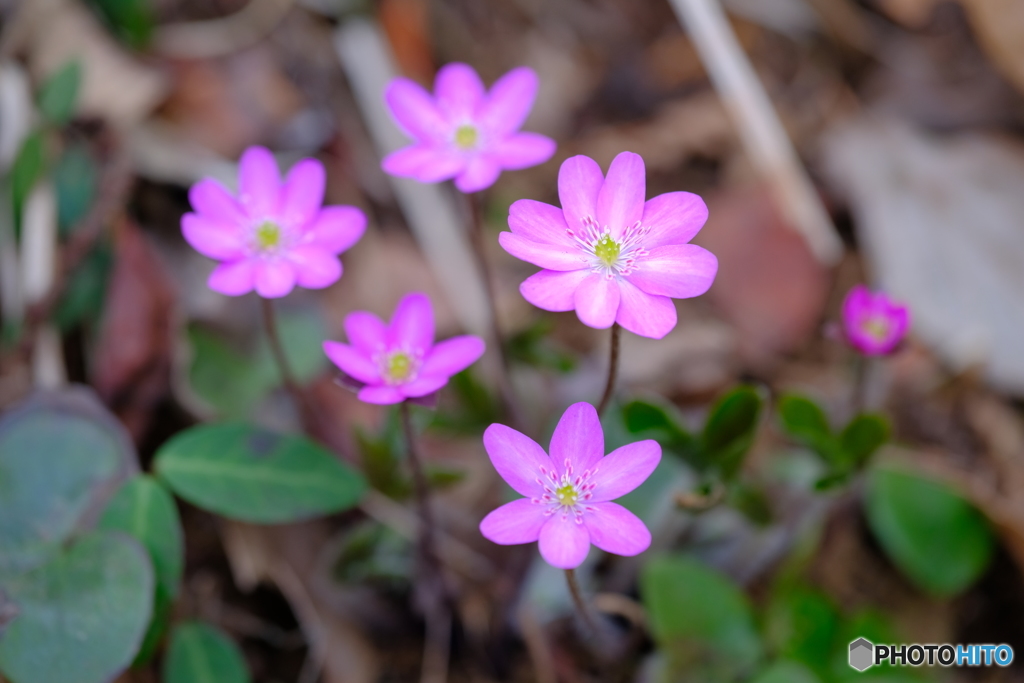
[163,621,250,683]
[839,414,889,468]
[641,556,761,676]
[702,385,763,477]
[765,587,839,675]
[778,394,838,463]
[155,423,367,523]
[751,660,819,683]
[0,389,136,571]
[865,467,993,597]
[0,531,154,683]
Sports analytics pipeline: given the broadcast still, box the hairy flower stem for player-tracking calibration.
[564,568,600,637]
[466,192,526,429]
[596,323,622,417]
[400,401,452,683]
[260,298,322,437]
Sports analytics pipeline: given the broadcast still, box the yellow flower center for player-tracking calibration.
[385,351,414,383]
[454,125,478,150]
[255,221,282,250]
[594,235,621,267]
[862,317,890,341]
[555,483,579,507]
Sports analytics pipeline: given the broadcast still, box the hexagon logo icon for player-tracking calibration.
[849,638,874,672]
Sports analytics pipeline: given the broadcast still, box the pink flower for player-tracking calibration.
[498,152,718,339]
[382,63,556,193]
[841,285,910,356]
[479,402,660,569]
[323,292,485,405]
[182,146,366,298]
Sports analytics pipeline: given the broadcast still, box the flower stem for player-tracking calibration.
[564,568,599,636]
[260,297,319,433]
[399,401,452,683]
[596,323,621,417]
[852,353,871,415]
[465,192,526,429]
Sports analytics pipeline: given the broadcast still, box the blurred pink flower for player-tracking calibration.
[498,152,718,339]
[323,292,485,405]
[841,285,910,356]
[182,146,366,298]
[479,402,660,569]
[382,63,556,193]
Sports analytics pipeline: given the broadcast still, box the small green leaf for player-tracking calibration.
[163,621,250,683]
[764,586,839,676]
[54,143,98,235]
[0,388,135,572]
[621,398,699,465]
[0,531,154,683]
[865,467,993,597]
[839,414,889,468]
[750,660,820,683]
[53,242,111,332]
[641,556,761,679]
[702,385,762,478]
[38,62,81,125]
[778,394,840,463]
[426,465,465,490]
[155,423,367,523]
[11,132,44,227]
[87,0,154,49]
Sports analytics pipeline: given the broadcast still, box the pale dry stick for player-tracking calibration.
[21,182,64,388]
[668,0,844,266]
[596,324,622,417]
[152,0,296,59]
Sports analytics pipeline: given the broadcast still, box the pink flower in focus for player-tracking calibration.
[382,63,556,193]
[498,152,718,339]
[183,146,366,298]
[841,285,910,356]
[323,293,485,405]
[479,402,660,569]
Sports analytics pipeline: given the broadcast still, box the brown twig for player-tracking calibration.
[596,323,621,416]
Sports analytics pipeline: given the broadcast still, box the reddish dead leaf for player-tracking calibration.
[92,221,176,442]
[379,0,434,86]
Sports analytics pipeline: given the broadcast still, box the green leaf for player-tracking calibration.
[54,143,98,235]
[506,318,575,373]
[0,530,154,683]
[155,423,367,523]
[11,132,44,228]
[87,0,154,49]
[430,369,501,435]
[750,660,820,683]
[764,586,839,676]
[839,414,889,469]
[702,385,762,478]
[621,398,699,465]
[778,394,839,463]
[641,556,761,679]
[37,62,81,125]
[865,467,993,597]
[53,242,111,332]
[0,388,135,572]
[163,621,250,683]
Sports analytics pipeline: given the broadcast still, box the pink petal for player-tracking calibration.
[589,440,661,502]
[597,152,645,239]
[454,156,502,193]
[482,423,550,497]
[401,375,448,397]
[384,78,448,142]
[492,132,557,171]
[382,145,466,182]
[305,206,366,254]
[841,285,872,322]
[279,158,325,229]
[344,311,387,353]
[189,179,246,223]
[583,502,651,557]
[254,259,296,299]
[181,214,245,260]
[520,269,590,312]
[538,514,591,569]
[508,199,575,247]
[559,155,604,231]
[549,402,603,477]
[574,274,620,329]
[419,335,485,378]
[287,246,342,289]
[238,146,281,218]
[207,259,256,296]
[388,292,434,352]
[627,245,718,299]
[641,192,709,248]
[480,498,549,545]
[323,340,381,383]
[358,385,406,404]
[434,63,485,121]
[499,233,586,271]
[615,279,677,339]
[478,67,538,137]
